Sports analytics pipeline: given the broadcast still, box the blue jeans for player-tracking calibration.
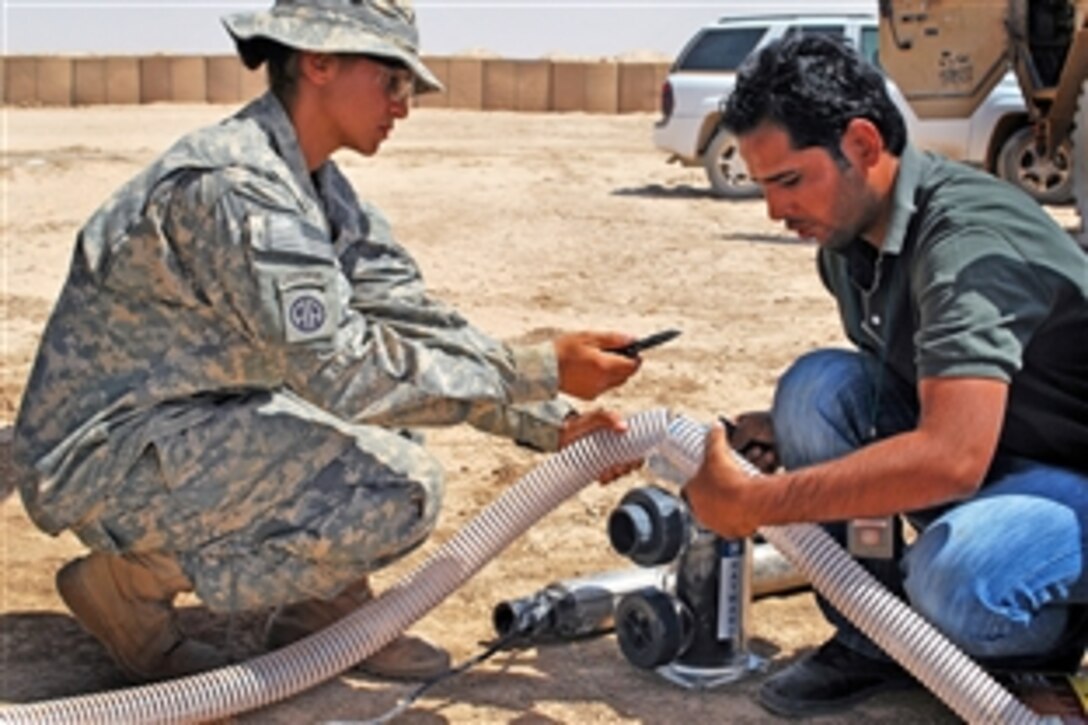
[772,348,1088,662]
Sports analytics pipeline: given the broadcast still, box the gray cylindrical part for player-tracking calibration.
[751,542,807,598]
[554,567,667,638]
[491,591,558,639]
[493,567,666,640]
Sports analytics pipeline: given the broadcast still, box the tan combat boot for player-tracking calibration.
[265,577,450,681]
[56,551,229,683]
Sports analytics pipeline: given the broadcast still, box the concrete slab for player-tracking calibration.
[4,58,36,106]
[141,56,172,103]
[483,59,517,111]
[37,58,73,106]
[447,58,483,110]
[618,63,660,113]
[585,62,619,114]
[552,62,586,113]
[206,56,241,104]
[74,58,108,106]
[105,57,140,105]
[170,56,206,103]
[516,61,551,112]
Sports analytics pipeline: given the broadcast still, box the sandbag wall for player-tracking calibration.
[0,55,671,113]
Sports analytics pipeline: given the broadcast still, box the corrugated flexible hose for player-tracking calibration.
[656,414,1052,725]
[0,409,1052,724]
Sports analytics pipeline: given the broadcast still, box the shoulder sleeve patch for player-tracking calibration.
[278,271,338,344]
[246,213,340,346]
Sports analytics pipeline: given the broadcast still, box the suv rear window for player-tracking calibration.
[787,24,846,39]
[676,27,766,71]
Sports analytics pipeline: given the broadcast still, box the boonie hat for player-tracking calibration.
[223,0,443,93]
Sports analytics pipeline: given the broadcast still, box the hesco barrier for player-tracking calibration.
[0,55,671,113]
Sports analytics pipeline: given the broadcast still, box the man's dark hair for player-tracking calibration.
[721,33,907,161]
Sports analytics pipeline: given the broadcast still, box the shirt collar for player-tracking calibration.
[236,91,322,203]
[880,143,924,257]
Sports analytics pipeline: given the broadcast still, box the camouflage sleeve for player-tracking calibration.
[466,398,576,453]
[161,170,561,429]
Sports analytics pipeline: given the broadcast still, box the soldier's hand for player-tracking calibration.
[558,408,641,484]
[554,331,641,401]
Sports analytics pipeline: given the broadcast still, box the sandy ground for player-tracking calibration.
[1,105,1082,724]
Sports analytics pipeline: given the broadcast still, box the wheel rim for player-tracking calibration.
[716,144,752,188]
[704,130,759,197]
[1002,130,1073,201]
[1013,144,1071,195]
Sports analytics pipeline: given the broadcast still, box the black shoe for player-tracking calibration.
[758,639,918,717]
[985,645,1085,675]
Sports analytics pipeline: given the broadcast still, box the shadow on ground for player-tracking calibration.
[1,428,15,504]
[0,607,954,723]
[0,607,268,702]
[611,183,722,199]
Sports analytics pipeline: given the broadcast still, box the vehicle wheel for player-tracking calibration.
[1073,80,1088,250]
[702,129,760,199]
[995,125,1074,204]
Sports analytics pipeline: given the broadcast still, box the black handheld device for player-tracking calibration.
[608,329,682,358]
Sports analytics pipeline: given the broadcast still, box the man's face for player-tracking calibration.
[322,56,413,156]
[738,121,881,250]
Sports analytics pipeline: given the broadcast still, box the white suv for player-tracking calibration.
[654,12,1074,203]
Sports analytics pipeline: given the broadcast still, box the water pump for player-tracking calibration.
[607,485,763,688]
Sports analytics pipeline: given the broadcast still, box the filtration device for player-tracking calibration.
[607,485,763,688]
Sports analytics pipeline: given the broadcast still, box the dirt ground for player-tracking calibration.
[1,105,1082,723]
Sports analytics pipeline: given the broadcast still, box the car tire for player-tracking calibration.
[995,125,1074,205]
[703,129,760,199]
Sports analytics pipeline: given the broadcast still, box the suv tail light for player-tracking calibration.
[660,80,674,121]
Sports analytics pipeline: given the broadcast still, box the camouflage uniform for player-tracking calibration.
[12,88,570,612]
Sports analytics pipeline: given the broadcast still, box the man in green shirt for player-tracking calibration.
[684,33,1088,717]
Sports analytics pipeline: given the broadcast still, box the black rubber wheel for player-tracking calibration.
[615,588,685,669]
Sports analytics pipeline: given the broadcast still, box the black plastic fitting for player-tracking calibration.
[608,486,688,566]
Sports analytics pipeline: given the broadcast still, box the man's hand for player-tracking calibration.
[725,411,779,474]
[559,408,641,483]
[682,423,762,538]
[555,332,642,401]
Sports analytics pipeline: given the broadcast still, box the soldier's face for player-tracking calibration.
[324,55,411,156]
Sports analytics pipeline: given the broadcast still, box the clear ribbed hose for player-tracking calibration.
[0,410,671,725]
[657,415,1053,725]
[0,410,1053,724]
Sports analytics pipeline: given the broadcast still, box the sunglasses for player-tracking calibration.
[371,61,415,103]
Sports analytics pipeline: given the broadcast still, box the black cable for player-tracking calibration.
[336,628,525,725]
[330,624,615,724]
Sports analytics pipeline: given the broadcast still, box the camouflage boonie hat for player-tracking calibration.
[223,0,442,93]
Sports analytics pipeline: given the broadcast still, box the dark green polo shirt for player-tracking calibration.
[818,145,1088,471]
